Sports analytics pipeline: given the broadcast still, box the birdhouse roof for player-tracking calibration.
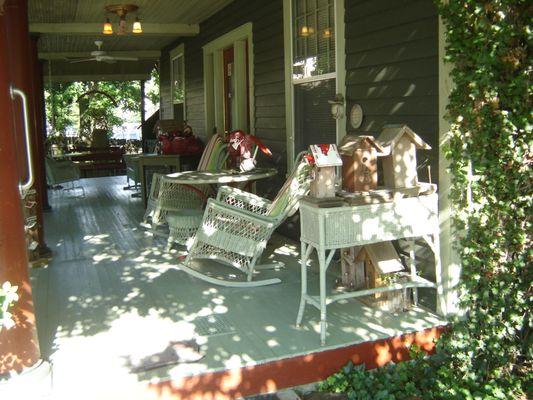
[355,242,404,274]
[338,135,385,155]
[377,125,431,151]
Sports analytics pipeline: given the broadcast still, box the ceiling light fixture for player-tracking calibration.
[103,18,113,35]
[132,17,142,33]
[103,4,142,35]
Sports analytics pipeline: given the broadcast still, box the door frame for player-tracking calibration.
[283,0,346,168]
[203,23,254,135]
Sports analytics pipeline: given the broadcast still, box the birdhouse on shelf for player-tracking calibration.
[308,144,342,199]
[338,135,384,192]
[354,242,404,299]
[377,125,431,189]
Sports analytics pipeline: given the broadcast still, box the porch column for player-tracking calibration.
[0,0,51,395]
[438,15,460,316]
[31,36,51,213]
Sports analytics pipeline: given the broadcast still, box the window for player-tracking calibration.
[292,0,335,81]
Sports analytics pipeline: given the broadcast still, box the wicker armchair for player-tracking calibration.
[179,152,312,287]
[148,134,228,246]
[45,156,85,196]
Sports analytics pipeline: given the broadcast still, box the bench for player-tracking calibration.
[70,146,125,177]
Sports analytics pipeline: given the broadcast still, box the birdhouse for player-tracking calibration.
[308,144,342,198]
[338,135,384,192]
[354,242,404,299]
[377,125,431,189]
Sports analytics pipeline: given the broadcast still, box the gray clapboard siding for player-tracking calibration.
[345,0,439,184]
[159,0,286,179]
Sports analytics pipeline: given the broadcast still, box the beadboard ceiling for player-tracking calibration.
[28,0,235,82]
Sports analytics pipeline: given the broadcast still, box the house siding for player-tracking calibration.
[158,0,440,240]
[160,0,287,189]
[344,0,439,184]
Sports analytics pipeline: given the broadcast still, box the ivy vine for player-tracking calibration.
[319,1,531,398]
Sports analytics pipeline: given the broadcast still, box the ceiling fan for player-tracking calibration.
[69,41,139,63]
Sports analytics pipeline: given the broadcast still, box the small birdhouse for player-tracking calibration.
[338,135,384,192]
[377,125,431,189]
[354,242,404,299]
[309,144,342,198]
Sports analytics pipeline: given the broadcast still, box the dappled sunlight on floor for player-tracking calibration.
[35,176,448,399]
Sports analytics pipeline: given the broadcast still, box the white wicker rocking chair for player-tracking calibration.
[148,134,228,247]
[178,152,312,287]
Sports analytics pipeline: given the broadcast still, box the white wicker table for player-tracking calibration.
[296,193,447,345]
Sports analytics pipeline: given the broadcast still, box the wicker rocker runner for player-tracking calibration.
[178,152,312,287]
[148,133,228,247]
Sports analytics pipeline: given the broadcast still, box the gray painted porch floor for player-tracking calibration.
[32,176,446,399]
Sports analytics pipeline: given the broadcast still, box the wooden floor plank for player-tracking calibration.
[33,176,447,399]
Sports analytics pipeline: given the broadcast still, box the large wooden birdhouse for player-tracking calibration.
[354,241,404,299]
[377,125,431,189]
[338,135,384,192]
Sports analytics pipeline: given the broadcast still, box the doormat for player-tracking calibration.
[194,314,235,337]
[125,340,204,372]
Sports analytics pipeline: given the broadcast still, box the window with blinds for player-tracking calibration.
[292,0,335,81]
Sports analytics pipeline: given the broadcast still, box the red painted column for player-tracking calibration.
[0,0,45,379]
[29,36,52,246]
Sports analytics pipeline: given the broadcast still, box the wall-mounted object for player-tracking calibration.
[349,104,364,128]
[377,124,431,189]
[338,135,384,192]
[328,93,345,120]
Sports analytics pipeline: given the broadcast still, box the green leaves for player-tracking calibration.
[319,1,531,398]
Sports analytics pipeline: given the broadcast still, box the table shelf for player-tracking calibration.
[296,194,447,345]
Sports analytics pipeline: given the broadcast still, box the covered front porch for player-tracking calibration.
[33,176,446,399]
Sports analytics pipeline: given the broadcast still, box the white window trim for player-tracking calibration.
[170,43,185,119]
[283,0,345,169]
[203,23,254,134]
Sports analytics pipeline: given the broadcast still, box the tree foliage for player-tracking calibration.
[320,1,531,398]
[45,79,144,143]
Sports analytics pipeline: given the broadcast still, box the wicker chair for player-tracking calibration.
[149,134,228,247]
[123,154,141,192]
[44,156,85,196]
[142,172,164,225]
[178,152,312,287]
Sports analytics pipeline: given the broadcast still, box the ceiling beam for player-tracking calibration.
[46,73,152,83]
[30,23,199,36]
[39,50,161,61]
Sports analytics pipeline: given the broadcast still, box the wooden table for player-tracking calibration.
[296,193,447,345]
[138,154,200,207]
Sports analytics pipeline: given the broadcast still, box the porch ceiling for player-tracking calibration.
[29,0,235,82]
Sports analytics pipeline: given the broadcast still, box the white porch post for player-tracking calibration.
[438,15,461,316]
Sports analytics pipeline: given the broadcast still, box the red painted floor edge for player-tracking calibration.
[146,325,448,400]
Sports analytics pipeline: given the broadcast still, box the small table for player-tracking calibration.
[138,154,200,207]
[163,167,278,187]
[296,193,447,345]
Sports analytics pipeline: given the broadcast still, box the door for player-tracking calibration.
[0,0,42,374]
[285,0,345,160]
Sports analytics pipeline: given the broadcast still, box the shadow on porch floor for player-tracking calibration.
[31,176,446,400]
